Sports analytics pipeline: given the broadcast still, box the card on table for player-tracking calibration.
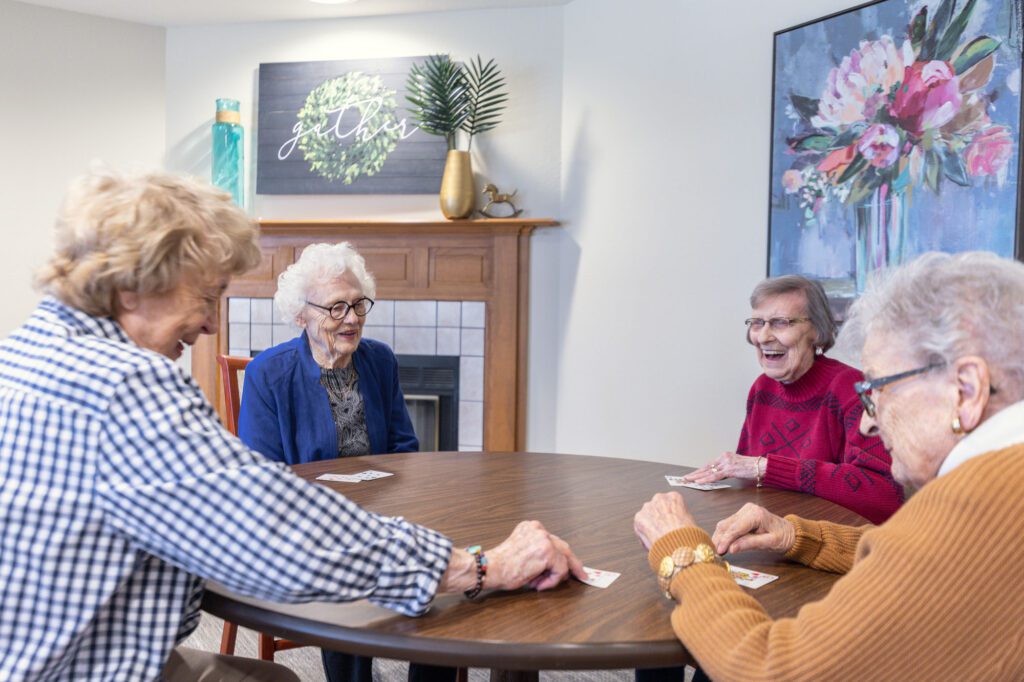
[577,566,621,589]
[352,470,394,480]
[729,565,778,589]
[664,475,731,490]
[315,473,362,483]
[315,470,394,483]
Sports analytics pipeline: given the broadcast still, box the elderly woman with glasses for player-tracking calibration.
[634,251,1024,680]
[239,242,448,682]
[239,241,417,465]
[681,275,902,524]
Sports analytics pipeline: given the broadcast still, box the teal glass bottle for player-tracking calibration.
[212,98,244,206]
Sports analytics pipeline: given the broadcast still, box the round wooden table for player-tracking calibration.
[202,451,866,677]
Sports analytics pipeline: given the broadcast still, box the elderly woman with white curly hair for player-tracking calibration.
[239,242,417,465]
[238,242,455,682]
[633,251,1024,680]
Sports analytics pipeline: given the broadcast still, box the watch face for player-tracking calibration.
[658,556,676,578]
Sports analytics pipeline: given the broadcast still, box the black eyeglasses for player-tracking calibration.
[305,297,374,320]
[853,361,945,418]
[744,317,810,332]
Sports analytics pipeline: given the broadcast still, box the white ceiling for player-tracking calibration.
[14,0,572,27]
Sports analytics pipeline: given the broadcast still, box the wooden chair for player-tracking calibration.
[215,354,305,661]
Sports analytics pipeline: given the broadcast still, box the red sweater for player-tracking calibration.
[737,356,903,523]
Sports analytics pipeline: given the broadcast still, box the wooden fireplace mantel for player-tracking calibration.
[192,218,559,452]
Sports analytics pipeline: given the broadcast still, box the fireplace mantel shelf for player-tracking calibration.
[195,217,559,451]
[258,218,559,236]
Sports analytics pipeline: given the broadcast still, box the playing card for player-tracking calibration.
[665,475,731,490]
[316,473,362,483]
[352,470,394,480]
[729,565,779,589]
[577,566,621,588]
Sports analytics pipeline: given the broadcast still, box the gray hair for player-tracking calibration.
[274,242,377,325]
[839,251,1024,401]
[749,275,838,352]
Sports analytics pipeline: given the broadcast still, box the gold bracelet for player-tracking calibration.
[756,455,765,488]
[656,543,729,599]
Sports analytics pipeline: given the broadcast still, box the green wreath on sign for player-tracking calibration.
[296,72,400,184]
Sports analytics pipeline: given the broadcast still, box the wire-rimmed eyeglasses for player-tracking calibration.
[744,317,810,332]
[305,297,375,320]
[853,361,945,418]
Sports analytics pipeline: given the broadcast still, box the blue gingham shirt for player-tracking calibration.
[0,298,452,681]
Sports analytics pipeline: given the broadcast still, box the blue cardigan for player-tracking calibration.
[238,334,418,464]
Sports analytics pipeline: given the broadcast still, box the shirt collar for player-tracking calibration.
[938,400,1024,477]
[38,296,132,346]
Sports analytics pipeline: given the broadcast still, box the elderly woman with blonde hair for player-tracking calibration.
[634,251,1024,680]
[0,169,583,682]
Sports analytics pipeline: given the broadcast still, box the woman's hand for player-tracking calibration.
[486,521,587,592]
[634,492,698,551]
[711,503,795,556]
[683,451,761,483]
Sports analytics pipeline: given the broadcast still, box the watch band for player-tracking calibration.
[656,543,729,599]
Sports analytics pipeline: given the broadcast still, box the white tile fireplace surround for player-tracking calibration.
[226,298,485,450]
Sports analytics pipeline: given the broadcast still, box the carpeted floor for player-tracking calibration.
[182,613,693,681]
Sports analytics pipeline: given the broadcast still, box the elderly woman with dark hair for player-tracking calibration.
[635,251,1024,680]
[683,275,902,524]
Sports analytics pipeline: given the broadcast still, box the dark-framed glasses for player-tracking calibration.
[744,317,810,332]
[853,361,945,418]
[305,297,375,320]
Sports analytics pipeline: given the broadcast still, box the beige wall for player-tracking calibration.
[0,0,165,335]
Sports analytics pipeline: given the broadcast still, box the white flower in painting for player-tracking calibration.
[812,36,915,129]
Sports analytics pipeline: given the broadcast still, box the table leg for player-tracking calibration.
[489,670,539,682]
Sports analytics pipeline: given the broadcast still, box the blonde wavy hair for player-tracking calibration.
[36,169,262,317]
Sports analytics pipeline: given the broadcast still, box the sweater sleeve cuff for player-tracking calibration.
[782,514,824,566]
[647,527,713,573]
[763,454,799,488]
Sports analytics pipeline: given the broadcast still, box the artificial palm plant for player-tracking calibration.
[406,54,508,151]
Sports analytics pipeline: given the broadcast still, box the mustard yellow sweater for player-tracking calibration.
[648,443,1024,681]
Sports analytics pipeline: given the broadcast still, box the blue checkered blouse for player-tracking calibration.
[0,298,452,681]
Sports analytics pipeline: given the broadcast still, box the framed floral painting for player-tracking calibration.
[768,0,1024,312]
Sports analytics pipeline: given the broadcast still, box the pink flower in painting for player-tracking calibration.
[857,124,900,168]
[964,125,1013,179]
[782,169,803,193]
[812,36,913,129]
[889,60,963,137]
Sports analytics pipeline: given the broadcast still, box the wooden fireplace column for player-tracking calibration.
[191,218,558,452]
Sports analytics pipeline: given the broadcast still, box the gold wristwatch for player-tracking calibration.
[656,543,729,599]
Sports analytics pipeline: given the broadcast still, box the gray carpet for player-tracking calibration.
[182,613,693,681]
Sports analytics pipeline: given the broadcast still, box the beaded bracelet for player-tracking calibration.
[464,545,488,599]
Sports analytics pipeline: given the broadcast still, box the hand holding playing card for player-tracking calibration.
[486,520,587,592]
[683,451,760,484]
[711,502,796,556]
[633,492,698,550]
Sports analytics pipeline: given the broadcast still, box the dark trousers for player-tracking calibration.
[322,650,458,682]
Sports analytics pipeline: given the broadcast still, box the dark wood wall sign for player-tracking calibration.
[257,58,447,194]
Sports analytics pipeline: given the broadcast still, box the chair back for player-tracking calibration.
[216,355,252,435]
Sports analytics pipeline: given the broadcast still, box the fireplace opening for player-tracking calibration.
[397,355,459,452]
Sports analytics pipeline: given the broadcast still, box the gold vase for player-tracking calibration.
[439,150,474,219]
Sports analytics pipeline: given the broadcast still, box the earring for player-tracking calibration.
[951,416,964,435]
[815,346,824,356]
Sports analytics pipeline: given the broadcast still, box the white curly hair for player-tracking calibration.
[274,242,377,325]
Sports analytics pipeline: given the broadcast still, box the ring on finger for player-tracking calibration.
[711,465,719,473]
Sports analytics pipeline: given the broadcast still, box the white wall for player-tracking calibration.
[552,0,859,465]
[164,7,564,220]
[0,0,165,335]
